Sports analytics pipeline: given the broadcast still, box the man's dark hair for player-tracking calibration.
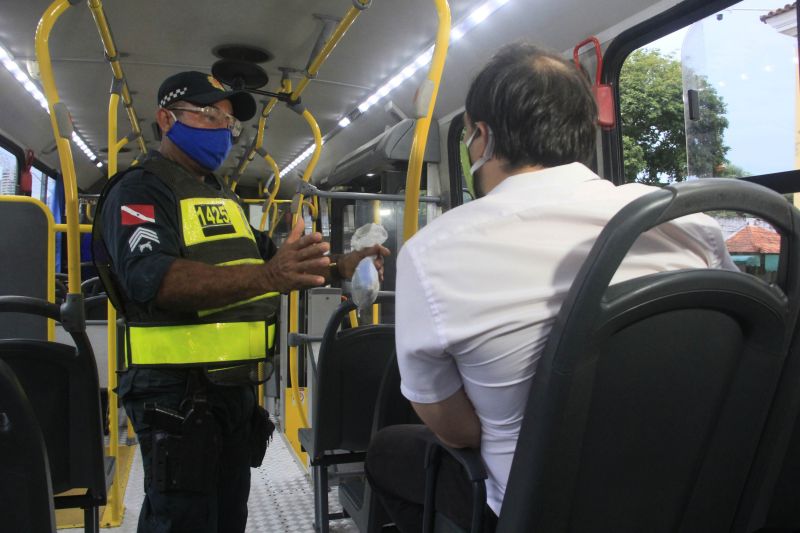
[465,42,598,170]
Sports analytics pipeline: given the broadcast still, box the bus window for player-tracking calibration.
[0,144,19,195]
[617,0,797,284]
[30,166,46,202]
[619,0,798,185]
[46,176,57,214]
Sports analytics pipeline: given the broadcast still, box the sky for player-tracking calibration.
[644,0,797,177]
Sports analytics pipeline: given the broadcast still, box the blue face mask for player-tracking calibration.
[166,119,232,171]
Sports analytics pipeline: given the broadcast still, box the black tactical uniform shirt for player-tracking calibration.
[101,152,277,398]
[102,157,277,307]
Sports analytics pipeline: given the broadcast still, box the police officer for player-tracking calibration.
[93,71,388,533]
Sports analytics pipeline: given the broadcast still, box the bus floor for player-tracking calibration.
[60,426,359,533]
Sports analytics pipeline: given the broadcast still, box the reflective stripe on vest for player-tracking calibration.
[126,320,276,367]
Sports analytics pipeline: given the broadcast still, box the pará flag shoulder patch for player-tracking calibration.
[121,204,156,225]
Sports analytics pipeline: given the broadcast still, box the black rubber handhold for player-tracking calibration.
[212,59,269,90]
[212,44,273,64]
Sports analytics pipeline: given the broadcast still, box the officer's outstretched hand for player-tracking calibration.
[338,245,391,282]
[263,221,330,293]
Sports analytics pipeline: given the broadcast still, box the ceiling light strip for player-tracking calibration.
[0,42,102,167]
[282,0,510,174]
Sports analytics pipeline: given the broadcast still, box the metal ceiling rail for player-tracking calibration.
[231,0,371,184]
[297,181,442,203]
[402,0,451,240]
[87,0,148,158]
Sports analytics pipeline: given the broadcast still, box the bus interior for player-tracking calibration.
[0,0,799,531]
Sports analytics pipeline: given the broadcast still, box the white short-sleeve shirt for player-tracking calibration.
[396,163,736,515]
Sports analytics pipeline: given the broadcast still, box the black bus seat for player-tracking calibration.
[83,294,108,321]
[80,276,105,298]
[0,198,51,340]
[339,352,422,532]
[417,178,800,533]
[756,413,800,531]
[298,292,396,533]
[0,295,110,533]
[0,359,57,533]
[746,349,800,532]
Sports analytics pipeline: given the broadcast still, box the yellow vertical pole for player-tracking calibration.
[288,109,323,435]
[372,200,380,324]
[257,157,281,408]
[35,0,82,295]
[104,85,123,524]
[402,0,450,241]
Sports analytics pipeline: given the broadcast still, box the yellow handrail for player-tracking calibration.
[402,0,451,240]
[372,199,381,324]
[267,202,282,238]
[103,66,124,525]
[255,153,280,410]
[53,223,92,234]
[302,200,318,220]
[291,2,369,100]
[87,0,147,155]
[259,155,282,232]
[288,109,324,431]
[36,0,81,295]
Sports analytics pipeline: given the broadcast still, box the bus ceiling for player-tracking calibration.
[1,0,685,191]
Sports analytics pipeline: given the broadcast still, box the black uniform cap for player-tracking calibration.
[157,71,256,121]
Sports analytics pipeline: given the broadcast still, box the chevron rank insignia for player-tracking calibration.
[128,227,160,253]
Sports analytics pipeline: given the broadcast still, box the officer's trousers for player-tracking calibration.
[121,369,255,533]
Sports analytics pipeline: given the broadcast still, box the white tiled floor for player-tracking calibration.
[60,431,359,532]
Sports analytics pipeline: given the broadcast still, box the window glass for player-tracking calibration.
[717,215,780,283]
[30,166,46,202]
[46,176,57,215]
[620,0,798,184]
[0,145,19,195]
[619,0,796,283]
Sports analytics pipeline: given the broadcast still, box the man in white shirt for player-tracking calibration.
[365,42,735,532]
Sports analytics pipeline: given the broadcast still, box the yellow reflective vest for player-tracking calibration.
[95,154,278,371]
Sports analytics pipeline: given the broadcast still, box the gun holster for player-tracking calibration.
[250,405,276,467]
[145,397,222,493]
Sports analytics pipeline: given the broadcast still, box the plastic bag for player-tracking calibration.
[350,223,388,310]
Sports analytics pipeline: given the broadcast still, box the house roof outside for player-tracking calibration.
[761,2,797,22]
[725,224,781,254]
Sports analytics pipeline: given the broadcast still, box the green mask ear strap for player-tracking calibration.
[460,139,476,199]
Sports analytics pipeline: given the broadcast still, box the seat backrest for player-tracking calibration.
[0,198,52,340]
[0,297,106,500]
[497,179,800,533]
[760,413,800,529]
[312,294,397,455]
[0,360,56,533]
[372,352,420,432]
